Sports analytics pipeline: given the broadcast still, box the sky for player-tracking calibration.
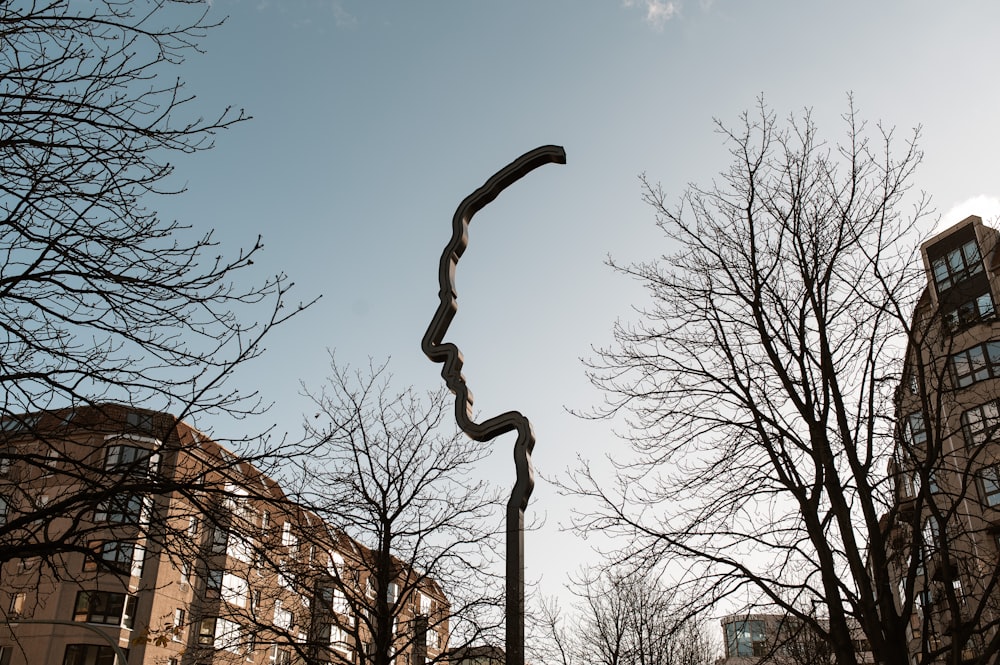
[157,0,1000,617]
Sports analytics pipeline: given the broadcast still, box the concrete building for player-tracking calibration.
[0,404,448,664]
[887,214,1000,662]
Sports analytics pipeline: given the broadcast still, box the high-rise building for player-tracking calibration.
[0,404,448,664]
[888,214,1000,662]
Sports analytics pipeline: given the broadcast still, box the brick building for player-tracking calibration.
[887,214,1000,662]
[0,404,448,664]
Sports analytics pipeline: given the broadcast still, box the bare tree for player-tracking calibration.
[563,97,1000,665]
[530,566,717,665]
[0,0,314,628]
[292,357,504,665]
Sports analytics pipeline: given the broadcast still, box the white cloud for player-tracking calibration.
[330,1,358,29]
[936,195,1000,235]
[623,0,681,29]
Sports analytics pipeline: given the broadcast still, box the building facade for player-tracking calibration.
[888,214,1000,663]
[0,404,449,664]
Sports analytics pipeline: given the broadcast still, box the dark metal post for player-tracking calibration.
[422,145,566,665]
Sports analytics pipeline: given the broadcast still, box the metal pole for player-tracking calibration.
[8,619,130,664]
[422,145,566,665]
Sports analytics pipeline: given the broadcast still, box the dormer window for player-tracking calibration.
[932,239,984,291]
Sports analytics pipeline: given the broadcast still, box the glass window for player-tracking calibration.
[72,591,134,626]
[206,569,223,596]
[173,608,185,641]
[982,466,1000,507]
[227,530,253,563]
[902,412,927,447]
[944,292,996,332]
[126,411,153,432]
[62,644,120,665]
[331,626,352,655]
[725,619,766,658]
[0,496,7,527]
[221,572,248,608]
[214,617,242,653]
[94,494,145,524]
[273,600,292,630]
[84,541,135,573]
[271,645,292,665]
[963,402,1000,445]
[198,618,216,645]
[932,240,984,291]
[951,341,1000,387]
[104,445,156,477]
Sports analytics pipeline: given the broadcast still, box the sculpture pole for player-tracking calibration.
[422,145,566,665]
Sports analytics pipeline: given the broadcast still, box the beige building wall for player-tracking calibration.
[0,405,449,665]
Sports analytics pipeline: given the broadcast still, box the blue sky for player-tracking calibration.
[161,0,1000,607]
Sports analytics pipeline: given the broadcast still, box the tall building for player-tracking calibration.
[0,404,449,664]
[888,214,1000,662]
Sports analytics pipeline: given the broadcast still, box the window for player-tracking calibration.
[261,511,270,532]
[0,449,11,476]
[42,449,59,477]
[8,593,24,615]
[94,494,145,524]
[982,466,1000,507]
[273,600,292,630]
[932,240,984,291]
[270,645,292,665]
[426,629,441,650]
[221,572,248,608]
[72,591,136,628]
[951,341,1000,387]
[206,569,223,596]
[0,416,38,434]
[0,496,7,527]
[198,618,216,645]
[197,616,243,651]
[227,530,253,563]
[902,412,927,447]
[333,589,350,616]
[104,445,156,477]
[210,526,228,554]
[725,620,766,658]
[963,401,1000,445]
[126,411,153,432]
[277,562,293,589]
[327,550,344,578]
[331,625,352,655]
[173,608,185,641]
[420,592,432,615]
[944,292,996,332]
[215,617,242,653]
[62,644,120,665]
[387,581,400,605]
[281,521,298,552]
[83,541,135,573]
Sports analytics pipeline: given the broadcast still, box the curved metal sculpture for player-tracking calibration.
[422,145,566,665]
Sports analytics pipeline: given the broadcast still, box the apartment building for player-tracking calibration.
[0,404,449,664]
[718,613,871,665]
[888,214,1000,662]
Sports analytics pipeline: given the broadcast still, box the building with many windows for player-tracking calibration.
[0,404,449,664]
[887,214,1000,662]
